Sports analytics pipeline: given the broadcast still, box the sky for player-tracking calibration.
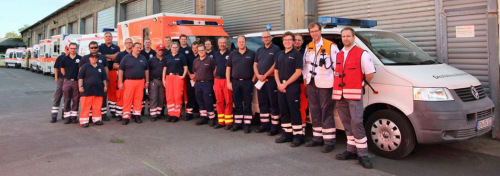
[0,0,73,38]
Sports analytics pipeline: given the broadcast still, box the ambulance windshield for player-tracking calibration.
[16,52,23,58]
[356,31,438,65]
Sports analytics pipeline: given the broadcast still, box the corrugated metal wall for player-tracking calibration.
[215,0,282,36]
[98,7,115,32]
[84,16,94,34]
[160,0,194,14]
[125,0,146,20]
[443,0,490,92]
[317,0,437,57]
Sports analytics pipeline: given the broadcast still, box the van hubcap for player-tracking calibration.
[371,118,402,152]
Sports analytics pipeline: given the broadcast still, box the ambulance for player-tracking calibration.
[4,48,25,68]
[21,47,33,69]
[28,44,40,72]
[238,17,495,159]
[117,13,229,51]
[78,32,118,56]
[38,39,52,74]
[50,34,82,75]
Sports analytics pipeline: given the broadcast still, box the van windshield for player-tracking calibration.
[356,31,438,65]
[16,52,23,58]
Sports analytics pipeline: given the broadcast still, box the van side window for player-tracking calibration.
[143,28,149,43]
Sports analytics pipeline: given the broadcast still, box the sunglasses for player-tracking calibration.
[90,47,98,49]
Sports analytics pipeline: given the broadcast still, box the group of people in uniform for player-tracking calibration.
[49,22,375,169]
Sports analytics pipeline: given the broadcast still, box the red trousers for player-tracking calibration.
[108,70,117,101]
[300,83,308,123]
[214,78,233,125]
[123,79,145,119]
[79,96,103,125]
[116,87,124,117]
[165,75,184,117]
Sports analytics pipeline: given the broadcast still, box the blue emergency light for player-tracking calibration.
[102,28,115,32]
[318,17,377,28]
[266,24,272,31]
[176,20,218,26]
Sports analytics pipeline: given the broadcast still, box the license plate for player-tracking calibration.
[476,117,493,131]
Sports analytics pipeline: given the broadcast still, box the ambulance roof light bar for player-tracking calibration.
[176,20,218,26]
[318,17,377,28]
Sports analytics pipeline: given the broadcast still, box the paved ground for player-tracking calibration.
[0,67,499,176]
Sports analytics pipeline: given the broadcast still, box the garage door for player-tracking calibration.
[442,0,490,92]
[215,0,282,36]
[318,0,437,57]
[98,7,115,32]
[160,0,194,14]
[84,16,94,34]
[125,0,146,20]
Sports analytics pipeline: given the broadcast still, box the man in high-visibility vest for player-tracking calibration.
[333,27,375,169]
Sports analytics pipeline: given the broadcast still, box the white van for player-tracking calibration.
[50,34,82,75]
[78,32,118,56]
[237,17,495,159]
[5,48,25,68]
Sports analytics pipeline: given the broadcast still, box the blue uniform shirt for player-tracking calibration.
[78,64,108,97]
[213,50,230,78]
[119,54,149,80]
[79,54,108,68]
[61,54,82,79]
[148,56,166,79]
[275,49,303,81]
[98,43,120,70]
[226,48,255,80]
[164,53,187,75]
[255,44,280,75]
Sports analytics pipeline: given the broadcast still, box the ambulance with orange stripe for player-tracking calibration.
[4,48,25,68]
[38,39,52,74]
[117,13,229,51]
[28,44,40,72]
[49,34,82,75]
[78,32,118,56]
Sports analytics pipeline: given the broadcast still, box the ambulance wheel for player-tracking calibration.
[365,109,416,159]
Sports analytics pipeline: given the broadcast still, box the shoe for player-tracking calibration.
[71,117,78,124]
[111,113,116,118]
[116,116,122,121]
[275,135,293,143]
[151,116,157,122]
[122,119,129,125]
[196,118,208,125]
[64,118,71,124]
[254,127,269,133]
[224,125,233,130]
[305,141,324,147]
[267,130,279,136]
[290,137,305,147]
[243,126,251,134]
[102,114,110,121]
[94,121,103,126]
[50,116,57,123]
[166,116,173,122]
[213,124,224,129]
[185,114,193,121]
[231,126,241,132]
[335,151,358,160]
[171,117,179,123]
[321,144,335,153]
[358,156,373,169]
[82,123,89,128]
[208,119,216,127]
[134,116,142,123]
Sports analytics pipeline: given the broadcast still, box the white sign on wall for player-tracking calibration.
[456,25,475,38]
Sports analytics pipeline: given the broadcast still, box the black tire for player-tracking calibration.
[365,109,416,159]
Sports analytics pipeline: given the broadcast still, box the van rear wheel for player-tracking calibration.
[365,110,416,159]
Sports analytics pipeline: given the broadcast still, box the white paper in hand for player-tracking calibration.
[190,80,196,87]
[255,80,265,90]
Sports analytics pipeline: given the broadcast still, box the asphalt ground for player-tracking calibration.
[0,67,499,176]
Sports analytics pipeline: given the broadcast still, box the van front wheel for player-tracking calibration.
[365,110,416,159]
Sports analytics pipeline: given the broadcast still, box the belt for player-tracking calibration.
[197,80,213,83]
[150,77,161,80]
[233,78,251,81]
[65,78,77,81]
[216,76,226,79]
[168,73,180,75]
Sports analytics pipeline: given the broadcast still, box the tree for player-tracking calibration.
[5,31,21,38]
[18,24,30,33]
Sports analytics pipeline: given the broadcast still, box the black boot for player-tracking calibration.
[185,114,193,121]
[50,114,57,123]
[290,136,305,147]
[82,123,89,128]
[208,119,216,127]
[231,125,242,132]
[321,144,335,153]
[213,123,224,129]
[268,129,279,136]
[166,115,172,122]
[275,134,293,143]
[71,117,78,124]
[151,116,157,122]
[94,121,103,126]
[116,116,122,121]
[335,151,358,160]
[254,126,269,133]
[171,116,179,123]
[102,114,110,121]
[243,126,251,134]
[64,118,71,124]
[196,118,208,125]
[358,156,373,169]
[305,140,324,147]
[134,116,142,123]
[122,119,129,125]
[224,125,233,130]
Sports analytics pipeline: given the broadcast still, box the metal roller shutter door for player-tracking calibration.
[125,0,146,20]
[215,0,282,36]
[443,0,490,92]
[98,7,115,32]
[84,16,94,34]
[160,0,194,14]
[318,0,437,57]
